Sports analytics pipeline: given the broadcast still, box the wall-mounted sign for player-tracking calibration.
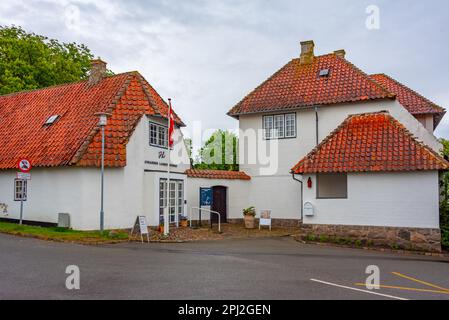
[17,172,32,180]
[18,159,32,173]
[200,188,212,206]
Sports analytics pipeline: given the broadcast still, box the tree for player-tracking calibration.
[0,26,94,95]
[439,139,449,249]
[195,130,239,171]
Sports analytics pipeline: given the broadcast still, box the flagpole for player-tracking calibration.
[165,99,173,236]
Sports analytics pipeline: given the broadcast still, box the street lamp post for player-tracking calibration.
[95,112,111,232]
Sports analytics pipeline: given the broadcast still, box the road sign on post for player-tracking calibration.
[17,159,32,225]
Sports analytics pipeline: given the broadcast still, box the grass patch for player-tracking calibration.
[0,222,129,243]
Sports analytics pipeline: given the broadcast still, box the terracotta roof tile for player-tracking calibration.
[0,72,183,169]
[370,74,446,126]
[291,111,449,174]
[186,169,251,180]
[228,54,394,117]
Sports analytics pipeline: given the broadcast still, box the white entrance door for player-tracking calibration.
[159,179,184,224]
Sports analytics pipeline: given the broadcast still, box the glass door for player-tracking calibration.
[159,179,184,225]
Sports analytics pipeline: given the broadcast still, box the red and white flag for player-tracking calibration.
[168,99,175,148]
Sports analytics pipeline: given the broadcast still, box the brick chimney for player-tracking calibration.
[300,40,315,64]
[334,49,346,59]
[89,59,107,85]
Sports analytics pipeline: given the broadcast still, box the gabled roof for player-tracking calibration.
[370,73,446,127]
[291,111,449,174]
[0,72,184,169]
[228,53,395,118]
[186,169,251,180]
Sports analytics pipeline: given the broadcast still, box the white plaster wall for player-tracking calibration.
[302,171,440,229]
[237,99,441,221]
[0,116,191,230]
[186,178,250,221]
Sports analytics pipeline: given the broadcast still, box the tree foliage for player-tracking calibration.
[195,130,239,171]
[0,25,94,95]
[439,139,449,249]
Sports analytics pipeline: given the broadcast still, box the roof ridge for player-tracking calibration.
[370,73,445,112]
[0,72,136,99]
[69,73,137,165]
[292,111,449,174]
[338,60,396,99]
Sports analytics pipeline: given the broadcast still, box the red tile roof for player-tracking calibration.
[228,53,395,117]
[0,72,184,169]
[291,111,449,174]
[186,169,251,180]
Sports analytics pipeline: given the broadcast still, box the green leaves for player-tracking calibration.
[195,129,239,171]
[0,25,94,95]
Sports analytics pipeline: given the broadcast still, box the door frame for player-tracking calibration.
[211,185,228,223]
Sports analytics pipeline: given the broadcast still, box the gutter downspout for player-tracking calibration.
[292,172,304,223]
[315,106,319,146]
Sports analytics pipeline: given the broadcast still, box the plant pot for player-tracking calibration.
[181,219,188,228]
[244,215,255,229]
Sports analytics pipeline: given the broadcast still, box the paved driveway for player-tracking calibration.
[0,233,448,300]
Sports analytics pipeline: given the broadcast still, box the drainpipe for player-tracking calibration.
[315,106,319,146]
[291,172,304,222]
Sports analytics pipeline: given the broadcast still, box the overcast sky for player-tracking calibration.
[1,0,449,139]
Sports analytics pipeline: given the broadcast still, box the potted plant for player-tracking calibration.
[180,216,189,228]
[243,207,256,229]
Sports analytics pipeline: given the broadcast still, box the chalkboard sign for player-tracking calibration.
[200,188,212,206]
[130,216,150,243]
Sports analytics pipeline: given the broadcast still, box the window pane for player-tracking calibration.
[285,114,296,137]
[317,174,347,199]
[274,115,284,138]
[263,116,273,139]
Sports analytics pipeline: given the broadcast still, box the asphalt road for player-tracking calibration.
[0,233,448,300]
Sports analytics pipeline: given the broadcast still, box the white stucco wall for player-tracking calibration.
[0,115,191,230]
[237,99,442,222]
[302,171,440,229]
[186,178,250,221]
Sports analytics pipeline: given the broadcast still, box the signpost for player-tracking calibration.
[130,216,150,243]
[199,188,212,226]
[17,159,32,225]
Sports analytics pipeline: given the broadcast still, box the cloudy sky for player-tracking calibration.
[1,0,449,140]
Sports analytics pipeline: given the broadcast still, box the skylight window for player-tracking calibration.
[319,69,330,77]
[45,115,60,125]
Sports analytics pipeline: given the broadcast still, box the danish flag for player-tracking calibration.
[168,99,175,148]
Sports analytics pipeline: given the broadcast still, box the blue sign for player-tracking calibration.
[200,188,212,206]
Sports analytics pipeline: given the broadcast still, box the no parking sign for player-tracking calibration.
[18,159,32,173]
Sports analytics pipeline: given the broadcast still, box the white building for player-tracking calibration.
[190,41,448,251]
[0,60,190,230]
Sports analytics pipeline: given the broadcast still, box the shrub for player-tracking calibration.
[319,235,329,243]
[442,227,449,250]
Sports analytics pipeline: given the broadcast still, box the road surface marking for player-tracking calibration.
[392,272,449,293]
[310,279,408,300]
[354,283,449,295]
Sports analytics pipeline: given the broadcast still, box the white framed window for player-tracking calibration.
[14,179,27,201]
[285,114,297,138]
[263,116,274,139]
[263,113,296,140]
[149,122,168,148]
[317,174,348,199]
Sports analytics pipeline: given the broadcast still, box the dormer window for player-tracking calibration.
[45,115,59,125]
